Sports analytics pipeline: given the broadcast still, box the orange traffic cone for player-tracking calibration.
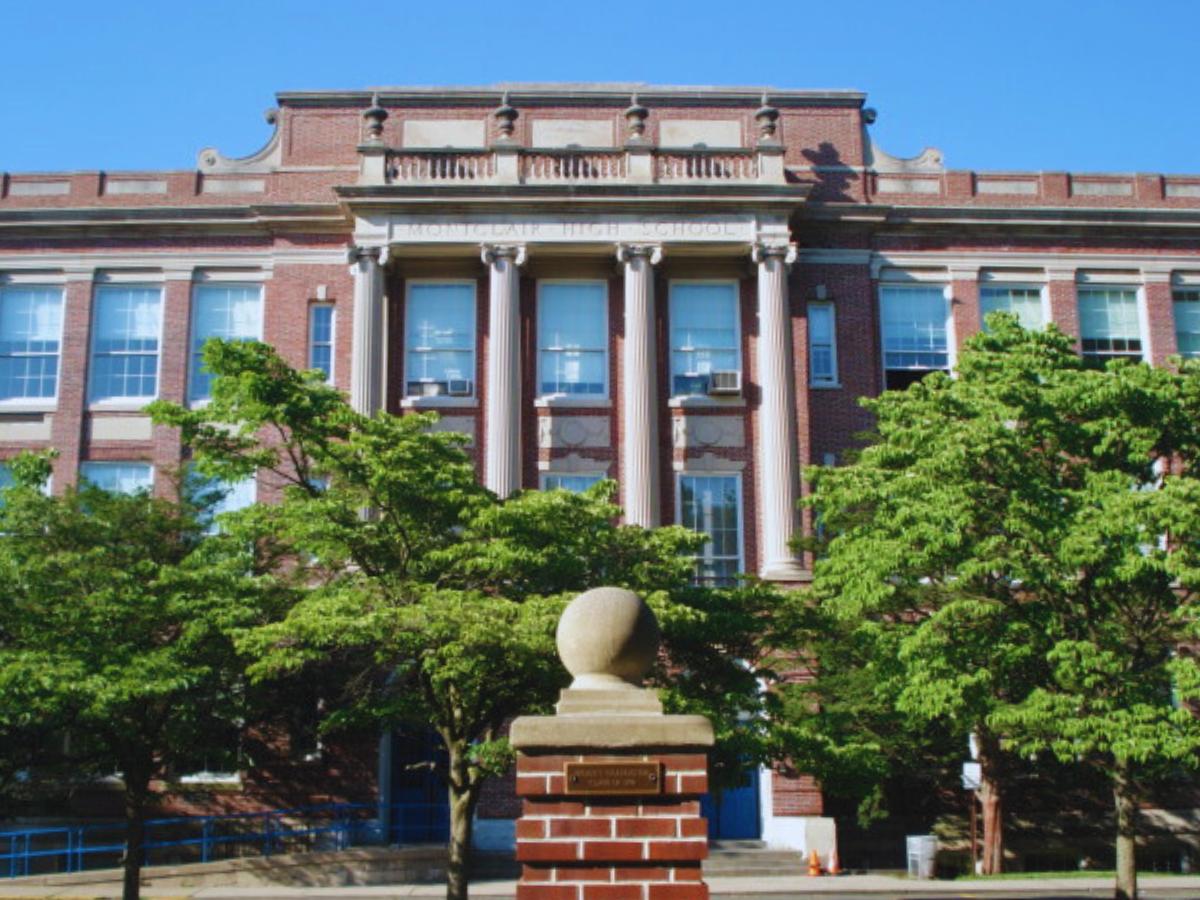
[828,846,842,876]
[808,849,822,876]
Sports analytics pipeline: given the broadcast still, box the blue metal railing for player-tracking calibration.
[0,802,449,879]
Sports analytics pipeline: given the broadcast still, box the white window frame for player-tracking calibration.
[539,471,607,492]
[188,282,264,405]
[0,281,65,411]
[668,279,742,398]
[79,461,155,495]
[88,283,164,408]
[308,302,335,383]
[1076,284,1147,364]
[1173,287,1200,359]
[807,301,839,387]
[403,279,477,402]
[978,283,1048,332]
[674,471,745,585]
[536,279,609,401]
[878,280,954,389]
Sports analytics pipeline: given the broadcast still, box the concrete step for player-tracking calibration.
[705,842,810,877]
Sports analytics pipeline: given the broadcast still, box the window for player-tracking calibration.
[538,282,607,397]
[669,282,740,396]
[980,285,1044,331]
[308,304,334,381]
[541,473,604,492]
[1078,287,1142,365]
[1174,289,1200,358]
[189,284,263,403]
[404,282,475,397]
[0,463,12,506]
[89,285,162,403]
[79,462,153,495]
[880,284,950,390]
[808,302,837,385]
[678,474,742,586]
[187,470,257,534]
[0,285,63,403]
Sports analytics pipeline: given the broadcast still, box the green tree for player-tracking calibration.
[0,454,271,900]
[150,340,793,900]
[803,315,1200,899]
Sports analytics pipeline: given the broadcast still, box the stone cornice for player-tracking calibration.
[802,201,1200,230]
[277,85,866,109]
[0,203,348,237]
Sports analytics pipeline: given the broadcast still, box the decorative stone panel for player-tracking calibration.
[538,416,610,450]
[671,416,744,450]
[88,415,153,442]
[0,414,52,442]
[428,415,475,446]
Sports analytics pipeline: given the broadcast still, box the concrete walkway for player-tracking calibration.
[4,875,1200,899]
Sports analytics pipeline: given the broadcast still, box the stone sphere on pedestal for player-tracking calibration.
[555,586,660,689]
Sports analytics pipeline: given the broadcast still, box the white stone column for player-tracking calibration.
[617,243,663,527]
[349,245,387,416]
[753,242,805,580]
[482,243,526,498]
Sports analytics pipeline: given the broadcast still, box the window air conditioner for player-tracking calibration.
[708,370,742,396]
[446,379,473,397]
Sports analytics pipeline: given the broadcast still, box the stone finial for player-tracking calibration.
[624,93,649,143]
[755,91,780,143]
[493,91,519,141]
[363,92,388,143]
[556,587,660,689]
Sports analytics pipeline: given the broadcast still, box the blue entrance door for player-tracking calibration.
[388,730,450,843]
[702,766,761,840]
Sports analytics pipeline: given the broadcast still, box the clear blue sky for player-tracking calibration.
[3,0,1197,175]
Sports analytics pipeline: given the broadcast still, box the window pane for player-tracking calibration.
[1174,290,1200,359]
[880,285,949,376]
[189,285,262,402]
[80,462,153,495]
[679,474,741,586]
[0,463,11,507]
[90,286,162,402]
[308,305,334,380]
[405,283,475,392]
[809,303,836,383]
[539,283,607,396]
[670,283,740,393]
[542,473,603,492]
[187,468,257,534]
[1079,287,1141,362]
[980,286,1044,331]
[0,286,63,401]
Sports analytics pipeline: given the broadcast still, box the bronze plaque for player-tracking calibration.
[564,761,663,796]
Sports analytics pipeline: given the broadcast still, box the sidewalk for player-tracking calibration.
[5,874,1200,899]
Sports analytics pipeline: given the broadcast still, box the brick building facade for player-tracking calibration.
[3,83,1200,852]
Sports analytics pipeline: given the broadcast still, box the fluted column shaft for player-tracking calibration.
[350,246,386,416]
[754,242,805,580]
[618,244,663,527]
[483,244,526,498]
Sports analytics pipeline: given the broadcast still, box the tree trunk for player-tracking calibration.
[445,743,480,900]
[1113,760,1139,900]
[121,768,152,900]
[977,734,1004,875]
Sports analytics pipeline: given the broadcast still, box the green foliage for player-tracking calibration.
[798,313,1200,882]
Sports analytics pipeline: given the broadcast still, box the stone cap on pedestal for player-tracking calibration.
[510,586,714,750]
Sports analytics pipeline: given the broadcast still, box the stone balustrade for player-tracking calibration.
[368,145,778,186]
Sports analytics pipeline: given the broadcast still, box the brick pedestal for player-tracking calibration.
[514,750,710,900]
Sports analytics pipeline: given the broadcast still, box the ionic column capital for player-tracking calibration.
[751,242,798,267]
[481,243,527,267]
[616,243,663,266]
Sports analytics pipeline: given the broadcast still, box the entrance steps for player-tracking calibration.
[704,841,809,878]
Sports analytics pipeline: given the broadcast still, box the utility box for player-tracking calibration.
[906,834,938,879]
